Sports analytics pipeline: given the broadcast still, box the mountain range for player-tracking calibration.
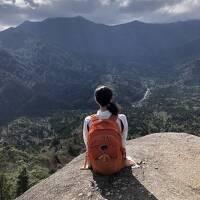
[0,16,200,122]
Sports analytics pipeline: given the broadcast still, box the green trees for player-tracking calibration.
[0,173,11,200]
[16,167,29,197]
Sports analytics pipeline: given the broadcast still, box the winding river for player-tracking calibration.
[132,88,151,107]
[139,88,151,103]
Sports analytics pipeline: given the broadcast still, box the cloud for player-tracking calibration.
[24,0,39,8]
[158,0,200,15]
[1,0,200,30]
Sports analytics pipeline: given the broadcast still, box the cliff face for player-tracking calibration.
[16,133,200,200]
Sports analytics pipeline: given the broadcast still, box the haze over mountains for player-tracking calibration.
[0,16,200,122]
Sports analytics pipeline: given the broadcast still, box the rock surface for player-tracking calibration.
[16,133,200,200]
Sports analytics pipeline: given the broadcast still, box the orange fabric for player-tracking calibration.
[87,114,125,175]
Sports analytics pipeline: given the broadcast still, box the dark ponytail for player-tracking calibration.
[94,85,120,116]
[107,102,120,116]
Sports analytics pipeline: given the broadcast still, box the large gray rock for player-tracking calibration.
[16,133,200,200]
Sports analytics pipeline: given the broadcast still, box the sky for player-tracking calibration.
[1,0,200,30]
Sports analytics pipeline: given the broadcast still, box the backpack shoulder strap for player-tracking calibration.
[109,114,118,121]
[108,115,122,133]
[119,119,124,132]
[90,114,99,122]
[90,113,97,118]
[87,114,99,131]
[109,115,124,132]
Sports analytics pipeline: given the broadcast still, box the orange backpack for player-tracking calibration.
[85,114,126,175]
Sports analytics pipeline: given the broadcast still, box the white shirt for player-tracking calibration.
[83,110,128,149]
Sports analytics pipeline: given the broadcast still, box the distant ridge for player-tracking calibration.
[11,16,200,64]
[6,16,200,30]
[18,16,97,28]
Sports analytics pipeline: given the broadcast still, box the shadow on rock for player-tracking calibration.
[92,167,158,200]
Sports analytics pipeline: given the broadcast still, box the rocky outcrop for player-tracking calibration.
[16,133,200,200]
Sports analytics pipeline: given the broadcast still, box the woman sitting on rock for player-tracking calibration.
[81,85,136,175]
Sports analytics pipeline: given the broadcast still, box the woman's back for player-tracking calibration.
[81,85,137,174]
[83,110,128,149]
